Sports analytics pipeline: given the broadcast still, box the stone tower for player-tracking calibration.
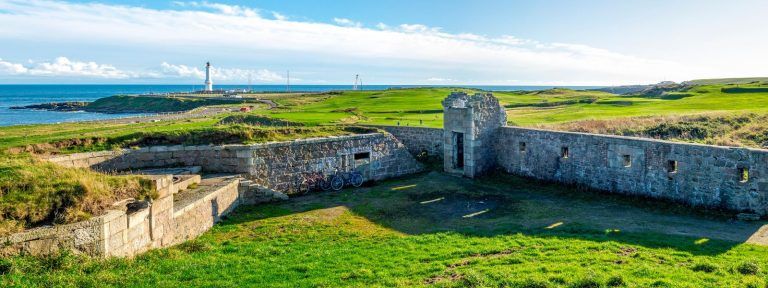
[442,92,506,178]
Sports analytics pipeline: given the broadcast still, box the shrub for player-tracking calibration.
[606,275,625,287]
[0,258,12,275]
[691,262,718,273]
[736,261,760,275]
[39,251,75,271]
[570,278,601,288]
[176,240,210,253]
[516,278,551,288]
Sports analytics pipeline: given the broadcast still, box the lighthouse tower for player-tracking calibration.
[204,62,213,92]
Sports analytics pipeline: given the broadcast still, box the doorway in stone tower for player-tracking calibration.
[453,132,464,169]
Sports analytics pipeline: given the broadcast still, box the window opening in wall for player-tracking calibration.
[519,142,526,152]
[561,147,569,159]
[667,160,678,173]
[739,167,749,183]
[354,152,371,167]
[622,155,632,167]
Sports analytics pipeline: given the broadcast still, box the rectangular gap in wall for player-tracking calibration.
[519,142,526,152]
[354,152,370,160]
[667,160,678,173]
[561,147,569,159]
[622,155,632,167]
[739,167,749,183]
[354,152,371,167]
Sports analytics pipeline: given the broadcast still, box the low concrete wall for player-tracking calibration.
[496,127,768,214]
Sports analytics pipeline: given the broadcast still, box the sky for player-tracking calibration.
[0,0,766,85]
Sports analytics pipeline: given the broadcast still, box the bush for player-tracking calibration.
[570,278,601,288]
[691,262,718,273]
[39,251,75,271]
[514,278,551,288]
[606,275,625,287]
[176,240,210,253]
[736,261,760,275]
[0,258,12,275]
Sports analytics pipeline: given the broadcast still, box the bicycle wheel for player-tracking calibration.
[330,175,344,191]
[319,178,332,191]
[298,180,310,195]
[350,172,364,187]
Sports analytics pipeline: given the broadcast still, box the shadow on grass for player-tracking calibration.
[218,171,766,256]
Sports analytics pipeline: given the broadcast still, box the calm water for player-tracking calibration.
[0,84,602,126]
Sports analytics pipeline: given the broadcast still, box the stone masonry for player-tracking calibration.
[381,92,768,215]
[442,92,506,177]
[48,133,423,194]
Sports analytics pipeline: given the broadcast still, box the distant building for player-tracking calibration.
[204,62,213,92]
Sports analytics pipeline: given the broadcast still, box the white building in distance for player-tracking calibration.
[204,62,213,92]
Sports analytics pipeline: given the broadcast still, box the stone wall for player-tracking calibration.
[372,125,444,159]
[48,133,423,194]
[442,92,506,177]
[496,127,768,214]
[172,179,240,244]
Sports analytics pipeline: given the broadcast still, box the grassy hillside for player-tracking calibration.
[86,95,259,113]
[3,173,767,287]
[685,77,768,85]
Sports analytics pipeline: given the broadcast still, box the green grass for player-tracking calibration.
[245,85,768,128]
[6,84,768,150]
[86,95,261,113]
[3,172,767,287]
[0,153,153,235]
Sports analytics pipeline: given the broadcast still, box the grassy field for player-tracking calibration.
[3,172,767,287]
[5,84,768,150]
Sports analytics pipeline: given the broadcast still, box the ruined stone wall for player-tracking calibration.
[496,127,768,214]
[370,125,444,159]
[48,133,423,193]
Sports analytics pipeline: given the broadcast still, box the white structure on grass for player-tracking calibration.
[204,62,213,92]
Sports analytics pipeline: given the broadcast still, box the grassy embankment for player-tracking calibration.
[2,172,768,287]
[0,113,365,235]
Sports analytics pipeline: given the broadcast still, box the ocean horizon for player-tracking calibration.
[0,84,604,126]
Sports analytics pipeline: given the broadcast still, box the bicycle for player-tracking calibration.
[297,172,329,194]
[327,169,364,191]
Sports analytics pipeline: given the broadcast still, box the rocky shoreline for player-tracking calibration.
[10,101,90,112]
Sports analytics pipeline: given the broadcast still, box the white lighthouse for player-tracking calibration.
[204,62,213,92]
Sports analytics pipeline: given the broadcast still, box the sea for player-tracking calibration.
[0,84,602,126]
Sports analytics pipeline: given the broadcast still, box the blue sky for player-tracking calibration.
[0,0,766,85]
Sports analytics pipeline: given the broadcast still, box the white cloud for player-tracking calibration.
[158,62,283,82]
[0,58,29,74]
[0,0,712,84]
[159,62,205,79]
[426,77,455,82]
[0,57,130,79]
[173,1,259,17]
[271,11,287,21]
[333,17,362,28]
